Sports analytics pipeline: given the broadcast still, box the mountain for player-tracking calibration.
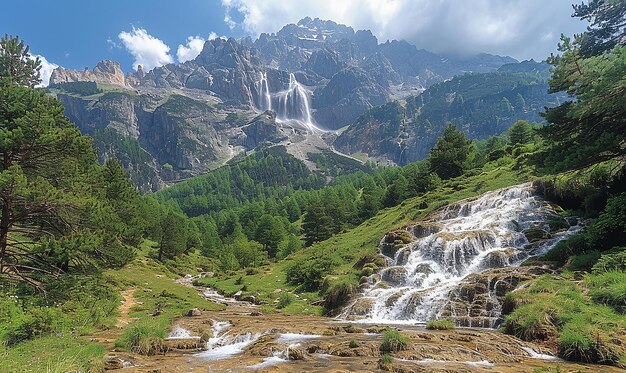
[334,60,563,165]
[47,18,523,191]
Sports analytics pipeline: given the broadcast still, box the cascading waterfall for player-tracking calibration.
[347,183,580,327]
[255,72,320,132]
[256,71,272,112]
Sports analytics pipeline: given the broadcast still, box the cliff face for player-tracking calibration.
[50,60,128,87]
[47,19,552,192]
[334,63,565,165]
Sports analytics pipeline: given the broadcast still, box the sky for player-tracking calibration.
[2,0,588,86]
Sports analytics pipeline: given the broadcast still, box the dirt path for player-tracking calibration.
[115,288,137,328]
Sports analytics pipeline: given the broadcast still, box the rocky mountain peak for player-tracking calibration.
[49,60,127,87]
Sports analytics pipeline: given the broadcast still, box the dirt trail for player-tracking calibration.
[115,288,137,328]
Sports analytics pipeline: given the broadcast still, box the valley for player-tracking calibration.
[1,1,626,372]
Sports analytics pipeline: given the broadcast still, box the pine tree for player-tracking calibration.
[429,124,471,179]
[0,34,41,87]
[508,120,534,146]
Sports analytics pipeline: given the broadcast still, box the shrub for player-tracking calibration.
[380,328,408,353]
[592,249,626,273]
[276,293,294,309]
[380,353,393,364]
[542,234,588,263]
[426,319,455,330]
[286,256,335,291]
[116,318,168,355]
[349,339,360,348]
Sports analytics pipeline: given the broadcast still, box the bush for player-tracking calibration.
[592,248,626,273]
[286,256,335,291]
[276,293,294,309]
[380,328,408,353]
[349,339,360,348]
[116,318,168,355]
[426,319,455,330]
[543,234,588,263]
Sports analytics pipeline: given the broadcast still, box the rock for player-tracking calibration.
[250,311,264,316]
[187,308,202,316]
[381,266,408,286]
[523,226,552,243]
[163,337,203,350]
[104,357,124,370]
[379,230,414,257]
[350,298,375,316]
[287,347,306,360]
[50,60,127,87]
[444,266,552,327]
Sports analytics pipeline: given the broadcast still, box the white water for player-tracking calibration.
[195,320,261,360]
[521,347,559,361]
[167,325,200,340]
[256,71,272,112]
[350,183,580,327]
[255,72,322,132]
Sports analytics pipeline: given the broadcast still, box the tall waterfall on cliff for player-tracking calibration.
[257,71,272,112]
[346,183,580,327]
[255,72,320,132]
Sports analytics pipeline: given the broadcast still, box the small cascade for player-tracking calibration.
[347,183,581,327]
[195,320,261,360]
[167,326,196,339]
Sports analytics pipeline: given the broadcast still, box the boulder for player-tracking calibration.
[381,266,408,286]
[187,308,202,316]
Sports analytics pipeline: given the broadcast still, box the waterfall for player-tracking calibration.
[255,72,320,132]
[256,71,272,112]
[346,183,580,327]
[276,73,314,127]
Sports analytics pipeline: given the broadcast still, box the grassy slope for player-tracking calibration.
[1,246,224,372]
[199,160,532,314]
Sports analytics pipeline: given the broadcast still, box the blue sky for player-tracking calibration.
[2,0,240,72]
[2,0,588,84]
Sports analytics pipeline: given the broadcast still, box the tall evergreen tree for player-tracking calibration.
[429,124,471,179]
[0,34,41,87]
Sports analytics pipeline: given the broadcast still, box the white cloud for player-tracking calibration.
[118,27,174,72]
[32,54,59,87]
[176,32,225,63]
[220,0,588,60]
[177,36,207,63]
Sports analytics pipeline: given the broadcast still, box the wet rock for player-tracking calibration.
[380,230,414,257]
[523,226,552,243]
[348,298,374,316]
[381,266,408,286]
[163,337,203,350]
[187,308,202,316]
[250,310,264,316]
[444,266,552,327]
[287,347,306,360]
[104,357,124,370]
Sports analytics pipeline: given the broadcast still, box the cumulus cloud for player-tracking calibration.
[177,36,206,63]
[221,0,587,60]
[118,27,174,72]
[176,32,224,63]
[32,54,59,87]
